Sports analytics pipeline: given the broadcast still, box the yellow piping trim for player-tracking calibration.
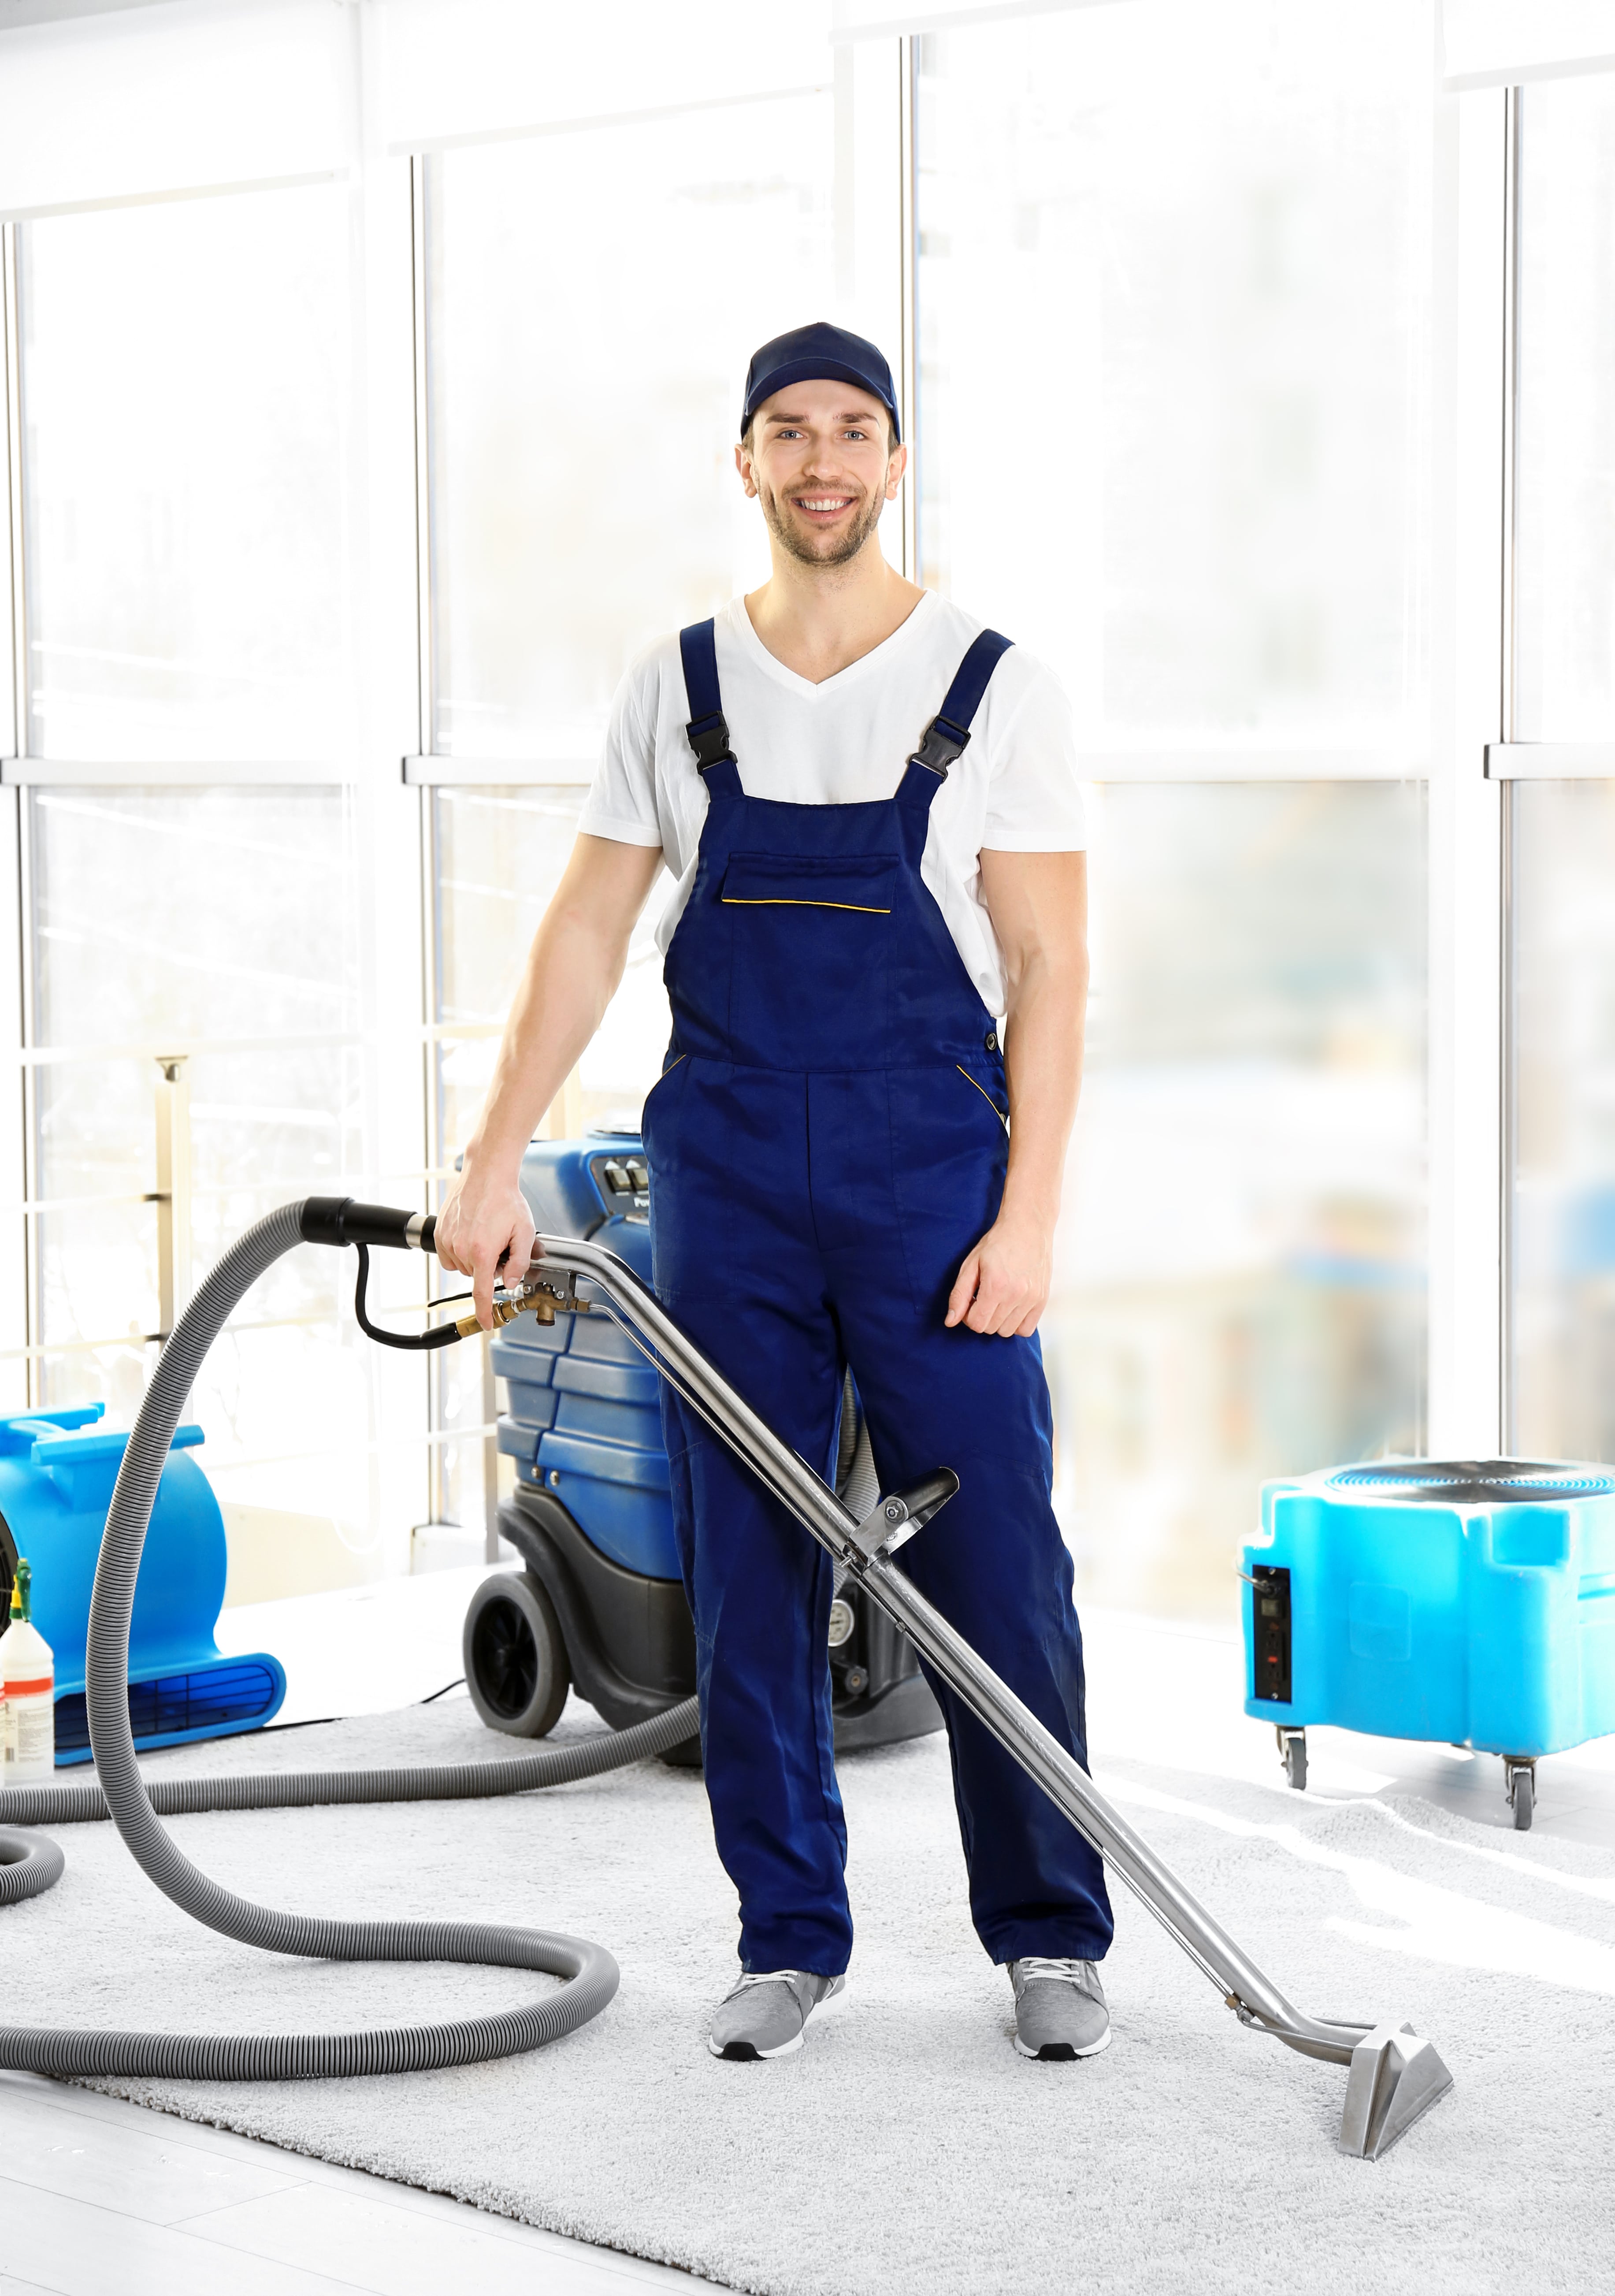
[658,1053,688,1079]
[957,1064,1009,1132]
[722,896,892,914]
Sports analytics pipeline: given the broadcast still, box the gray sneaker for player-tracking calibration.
[1008,1957,1110,2060]
[707,1970,845,2061]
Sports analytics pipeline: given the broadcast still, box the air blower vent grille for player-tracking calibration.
[53,1661,282,1760]
[1326,1459,1615,1506]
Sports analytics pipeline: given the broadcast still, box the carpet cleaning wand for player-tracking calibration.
[0,1199,1451,2157]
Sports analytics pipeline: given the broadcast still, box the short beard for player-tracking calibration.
[759,481,886,570]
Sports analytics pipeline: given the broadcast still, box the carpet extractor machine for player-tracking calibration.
[0,1188,1453,2159]
[461,1137,940,1762]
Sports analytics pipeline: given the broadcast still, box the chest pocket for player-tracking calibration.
[719,851,899,1066]
[720,852,897,915]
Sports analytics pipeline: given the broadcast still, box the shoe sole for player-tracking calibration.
[1014,2023,1112,2061]
[707,1977,845,2062]
[709,2030,804,2062]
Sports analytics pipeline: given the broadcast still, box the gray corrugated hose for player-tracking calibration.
[0,1201,699,2080]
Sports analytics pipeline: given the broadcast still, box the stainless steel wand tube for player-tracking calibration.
[536,1234,1368,2067]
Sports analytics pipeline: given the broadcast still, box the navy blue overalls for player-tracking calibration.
[643,617,1114,1976]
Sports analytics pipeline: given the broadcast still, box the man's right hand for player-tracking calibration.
[433,1166,538,1331]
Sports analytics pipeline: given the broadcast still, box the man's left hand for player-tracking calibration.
[945,1209,1053,1337]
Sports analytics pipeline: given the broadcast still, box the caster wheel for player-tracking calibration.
[463,1570,570,1738]
[1509,1764,1535,1832]
[1281,1731,1307,1792]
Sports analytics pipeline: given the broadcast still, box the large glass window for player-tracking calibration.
[1510,784,1615,1461]
[1051,782,1427,1617]
[26,788,390,1574]
[913,0,1434,1615]
[12,179,392,1601]
[914,0,1433,754]
[1514,77,1615,742]
[19,183,351,761]
[423,91,837,761]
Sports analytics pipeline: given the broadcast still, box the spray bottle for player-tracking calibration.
[0,1561,55,1781]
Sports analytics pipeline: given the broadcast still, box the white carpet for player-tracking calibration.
[11,1694,1615,2296]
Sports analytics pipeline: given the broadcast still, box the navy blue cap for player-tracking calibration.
[741,321,901,446]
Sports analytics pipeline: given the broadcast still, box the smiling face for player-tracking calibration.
[736,377,906,570]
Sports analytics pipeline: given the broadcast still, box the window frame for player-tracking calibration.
[0,12,1584,1582]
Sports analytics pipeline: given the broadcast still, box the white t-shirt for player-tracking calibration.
[579,590,1087,1017]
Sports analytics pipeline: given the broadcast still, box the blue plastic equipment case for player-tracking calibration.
[495,1136,673,1579]
[1241,1456,1615,1826]
[0,1405,285,1765]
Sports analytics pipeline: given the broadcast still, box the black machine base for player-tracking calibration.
[495,1487,942,1765]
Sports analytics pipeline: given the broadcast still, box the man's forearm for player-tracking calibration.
[946,847,1087,1335]
[999,947,1087,1233]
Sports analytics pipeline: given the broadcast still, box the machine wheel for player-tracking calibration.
[1508,1762,1535,1832]
[1280,1729,1307,1792]
[463,1570,569,1739]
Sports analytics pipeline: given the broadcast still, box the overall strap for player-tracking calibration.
[908,628,1014,778]
[678,620,739,780]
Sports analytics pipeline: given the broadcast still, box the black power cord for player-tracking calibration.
[352,1241,470,1351]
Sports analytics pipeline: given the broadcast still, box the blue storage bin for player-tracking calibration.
[1242,1458,1615,1758]
[504,1133,680,1582]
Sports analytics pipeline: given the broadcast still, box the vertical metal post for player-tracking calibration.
[409,154,435,765]
[3,222,26,762]
[1428,84,1509,1460]
[5,226,39,1407]
[480,1330,499,1564]
[153,1056,191,1340]
[412,155,450,1530]
[420,786,449,1528]
[898,34,919,584]
[1498,85,1522,1452]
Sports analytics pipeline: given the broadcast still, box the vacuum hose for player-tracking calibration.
[0,1199,699,2079]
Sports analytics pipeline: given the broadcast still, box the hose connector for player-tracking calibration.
[301,1199,437,1254]
[451,1296,526,1338]
[446,1276,590,1338]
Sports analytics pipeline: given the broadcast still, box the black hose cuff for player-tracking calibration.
[300,1198,437,1254]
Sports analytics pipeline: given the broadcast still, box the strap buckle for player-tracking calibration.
[908,714,972,779]
[686,709,736,773]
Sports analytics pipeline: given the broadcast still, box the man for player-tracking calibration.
[435,321,1114,2063]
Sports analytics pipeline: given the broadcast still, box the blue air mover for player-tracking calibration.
[0,1404,284,1765]
[1241,1456,1615,1828]
[461,1133,942,1758]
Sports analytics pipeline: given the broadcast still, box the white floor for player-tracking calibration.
[3,1568,1611,2293]
[0,2068,694,2295]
